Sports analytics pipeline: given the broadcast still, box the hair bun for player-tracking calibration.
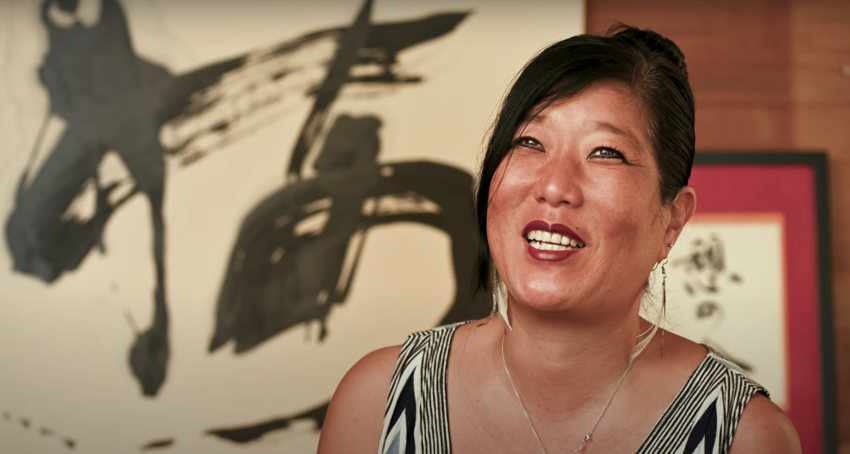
[607,25,688,78]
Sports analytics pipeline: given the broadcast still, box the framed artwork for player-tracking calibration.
[661,152,836,454]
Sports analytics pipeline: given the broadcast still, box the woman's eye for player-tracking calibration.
[590,147,626,160]
[513,137,544,151]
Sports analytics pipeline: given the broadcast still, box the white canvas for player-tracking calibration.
[649,213,789,408]
[0,1,585,452]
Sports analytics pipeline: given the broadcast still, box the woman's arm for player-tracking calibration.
[317,345,402,454]
[728,393,801,453]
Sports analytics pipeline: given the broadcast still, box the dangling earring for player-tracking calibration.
[492,270,512,331]
[662,246,672,358]
[661,261,667,357]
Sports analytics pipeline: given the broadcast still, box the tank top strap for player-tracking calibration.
[378,323,462,454]
[637,346,769,454]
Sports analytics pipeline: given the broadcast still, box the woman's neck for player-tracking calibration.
[498,297,645,416]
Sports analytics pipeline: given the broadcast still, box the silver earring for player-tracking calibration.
[661,261,667,358]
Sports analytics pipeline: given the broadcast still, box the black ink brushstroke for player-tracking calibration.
[2,410,75,449]
[5,0,468,398]
[204,1,486,439]
[207,403,328,444]
[210,0,485,354]
[286,0,374,181]
[140,438,175,450]
[673,234,744,295]
[202,3,484,440]
[675,233,754,372]
[5,0,193,398]
[209,115,490,353]
[162,12,469,166]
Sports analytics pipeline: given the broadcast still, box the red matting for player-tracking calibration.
[689,164,822,453]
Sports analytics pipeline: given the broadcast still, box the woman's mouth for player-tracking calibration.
[522,221,586,261]
[525,230,585,251]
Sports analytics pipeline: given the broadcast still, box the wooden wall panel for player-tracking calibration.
[587,0,849,452]
[792,3,850,452]
[587,0,795,150]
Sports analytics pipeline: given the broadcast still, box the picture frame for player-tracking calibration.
[677,152,836,453]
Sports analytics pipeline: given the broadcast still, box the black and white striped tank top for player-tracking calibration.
[378,323,768,454]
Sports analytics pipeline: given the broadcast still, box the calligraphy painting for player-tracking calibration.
[0,0,584,452]
[664,213,789,408]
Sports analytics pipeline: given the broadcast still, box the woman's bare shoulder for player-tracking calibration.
[662,331,800,452]
[317,345,402,454]
[643,328,709,380]
[729,393,801,453]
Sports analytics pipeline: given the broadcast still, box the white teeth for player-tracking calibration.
[525,229,586,249]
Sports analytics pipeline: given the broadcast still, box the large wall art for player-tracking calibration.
[0,0,584,452]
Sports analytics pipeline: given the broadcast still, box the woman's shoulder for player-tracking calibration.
[318,322,469,453]
[705,347,801,453]
[317,345,401,454]
[656,331,800,453]
[729,393,801,453]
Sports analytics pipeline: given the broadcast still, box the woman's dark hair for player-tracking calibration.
[475,25,695,292]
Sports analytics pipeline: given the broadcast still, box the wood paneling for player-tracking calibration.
[587,0,850,451]
[792,3,850,452]
[587,0,795,150]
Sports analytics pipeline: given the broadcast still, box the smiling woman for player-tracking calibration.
[318,26,802,454]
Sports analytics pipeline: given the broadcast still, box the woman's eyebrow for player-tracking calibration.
[591,120,631,137]
[519,117,642,147]
[522,110,548,125]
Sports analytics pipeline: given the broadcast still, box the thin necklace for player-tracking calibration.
[501,333,635,454]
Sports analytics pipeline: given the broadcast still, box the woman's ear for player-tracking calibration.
[661,186,697,259]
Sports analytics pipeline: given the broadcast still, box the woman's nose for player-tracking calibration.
[532,157,584,208]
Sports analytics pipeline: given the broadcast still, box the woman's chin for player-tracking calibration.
[510,288,581,314]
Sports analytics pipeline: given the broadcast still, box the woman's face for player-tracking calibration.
[487,82,683,318]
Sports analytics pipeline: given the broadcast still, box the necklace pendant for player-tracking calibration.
[575,433,591,453]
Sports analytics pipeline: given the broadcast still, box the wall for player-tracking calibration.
[587,0,850,452]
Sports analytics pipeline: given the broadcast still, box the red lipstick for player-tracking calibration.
[522,220,586,262]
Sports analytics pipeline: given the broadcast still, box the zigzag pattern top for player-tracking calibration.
[379,323,768,454]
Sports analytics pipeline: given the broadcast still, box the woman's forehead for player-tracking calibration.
[518,84,650,144]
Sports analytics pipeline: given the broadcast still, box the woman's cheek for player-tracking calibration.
[486,161,530,268]
[493,157,539,204]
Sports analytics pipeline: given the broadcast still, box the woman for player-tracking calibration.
[318,26,800,453]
